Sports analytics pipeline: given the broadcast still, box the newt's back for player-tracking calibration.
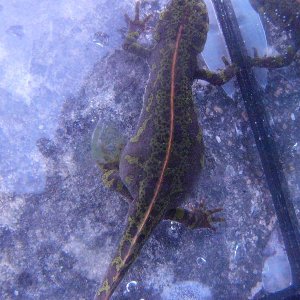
[119,0,209,206]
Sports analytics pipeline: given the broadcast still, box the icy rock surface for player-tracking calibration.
[0,0,130,194]
[161,280,212,300]
[0,0,300,299]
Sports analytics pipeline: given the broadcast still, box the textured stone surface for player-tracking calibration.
[0,0,131,194]
[0,0,299,299]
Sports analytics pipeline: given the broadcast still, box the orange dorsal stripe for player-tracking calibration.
[109,25,184,295]
[125,24,183,256]
[130,24,183,241]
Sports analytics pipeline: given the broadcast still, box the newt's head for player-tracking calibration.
[154,0,209,52]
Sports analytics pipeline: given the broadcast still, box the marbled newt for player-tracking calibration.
[249,0,300,68]
[93,1,237,299]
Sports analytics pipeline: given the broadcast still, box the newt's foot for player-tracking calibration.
[221,56,239,79]
[122,1,152,58]
[124,1,152,34]
[164,202,224,231]
[194,56,238,85]
[188,201,224,231]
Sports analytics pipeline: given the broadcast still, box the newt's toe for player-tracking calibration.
[124,1,152,33]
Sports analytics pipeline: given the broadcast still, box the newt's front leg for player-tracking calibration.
[250,46,296,68]
[165,203,224,230]
[123,1,152,58]
[194,56,238,85]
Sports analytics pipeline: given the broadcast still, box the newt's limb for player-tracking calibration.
[250,46,296,68]
[194,56,238,85]
[123,1,152,58]
[91,119,132,202]
[99,162,133,203]
[164,203,224,230]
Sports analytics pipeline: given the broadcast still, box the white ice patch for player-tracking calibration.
[262,229,292,293]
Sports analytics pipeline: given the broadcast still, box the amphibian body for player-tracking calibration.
[250,0,300,67]
[93,1,237,299]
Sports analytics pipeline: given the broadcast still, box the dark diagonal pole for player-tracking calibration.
[211,0,300,298]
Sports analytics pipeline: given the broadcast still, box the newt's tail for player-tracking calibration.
[94,257,127,300]
[94,211,160,300]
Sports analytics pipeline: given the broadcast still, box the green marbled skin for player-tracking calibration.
[250,0,300,67]
[94,1,235,299]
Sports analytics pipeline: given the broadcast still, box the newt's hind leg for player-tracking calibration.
[123,1,152,58]
[250,46,296,68]
[164,202,224,230]
[92,119,133,202]
[99,162,133,202]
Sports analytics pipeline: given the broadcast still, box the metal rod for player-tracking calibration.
[211,0,300,293]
